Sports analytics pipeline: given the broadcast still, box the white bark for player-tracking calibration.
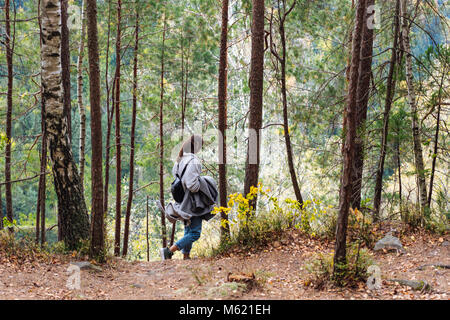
[40,0,90,249]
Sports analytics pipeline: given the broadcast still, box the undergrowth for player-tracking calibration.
[304,243,375,289]
[202,183,336,257]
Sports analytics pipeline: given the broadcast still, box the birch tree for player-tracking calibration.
[40,0,90,250]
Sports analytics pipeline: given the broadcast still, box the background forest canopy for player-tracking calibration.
[0,0,448,262]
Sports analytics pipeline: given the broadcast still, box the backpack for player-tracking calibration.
[171,158,194,203]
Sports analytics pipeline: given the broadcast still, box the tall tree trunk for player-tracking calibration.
[36,132,48,244]
[373,0,400,220]
[396,137,402,209]
[77,1,86,194]
[333,0,367,282]
[400,0,428,217]
[170,34,190,247]
[180,32,185,136]
[40,0,90,250]
[427,73,445,207]
[146,196,150,262]
[273,0,303,205]
[113,0,123,256]
[159,13,167,248]
[36,180,41,243]
[183,42,191,135]
[103,0,113,236]
[60,0,72,141]
[243,0,265,207]
[351,0,375,210]
[37,0,47,246]
[180,39,191,137]
[4,0,14,232]
[218,0,230,239]
[39,134,47,247]
[123,12,139,257]
[427,103,440,207]
[86,0,105,261]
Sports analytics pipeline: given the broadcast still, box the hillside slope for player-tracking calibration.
[0,229,448,300]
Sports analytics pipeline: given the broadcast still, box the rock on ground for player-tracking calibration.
[374,232,406,253]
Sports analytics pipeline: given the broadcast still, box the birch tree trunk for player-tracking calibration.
[40,0,90,250]
[400,0,428,217]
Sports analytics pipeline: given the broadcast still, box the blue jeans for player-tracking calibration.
[175,216,203,254]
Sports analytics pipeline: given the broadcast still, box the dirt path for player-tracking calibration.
[0,229,448,300]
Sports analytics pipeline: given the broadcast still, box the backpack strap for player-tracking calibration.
[177,157,194,179]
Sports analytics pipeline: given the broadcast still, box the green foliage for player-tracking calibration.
[209,183,336,256]
[3,217,17,229]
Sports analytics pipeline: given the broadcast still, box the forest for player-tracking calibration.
[0,0,448,300]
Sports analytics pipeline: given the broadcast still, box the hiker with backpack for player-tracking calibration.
[158,134,218,260]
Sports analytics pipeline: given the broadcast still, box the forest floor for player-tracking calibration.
[0,228,448,300]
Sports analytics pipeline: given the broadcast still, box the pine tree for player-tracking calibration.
[86,0,105,261]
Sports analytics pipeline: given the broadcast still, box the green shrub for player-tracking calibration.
[209,183,336,256]
[304,243,374,289]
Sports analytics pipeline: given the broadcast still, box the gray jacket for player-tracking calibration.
[165,154,217,222]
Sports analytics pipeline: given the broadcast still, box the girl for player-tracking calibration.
[158,134,216,260]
